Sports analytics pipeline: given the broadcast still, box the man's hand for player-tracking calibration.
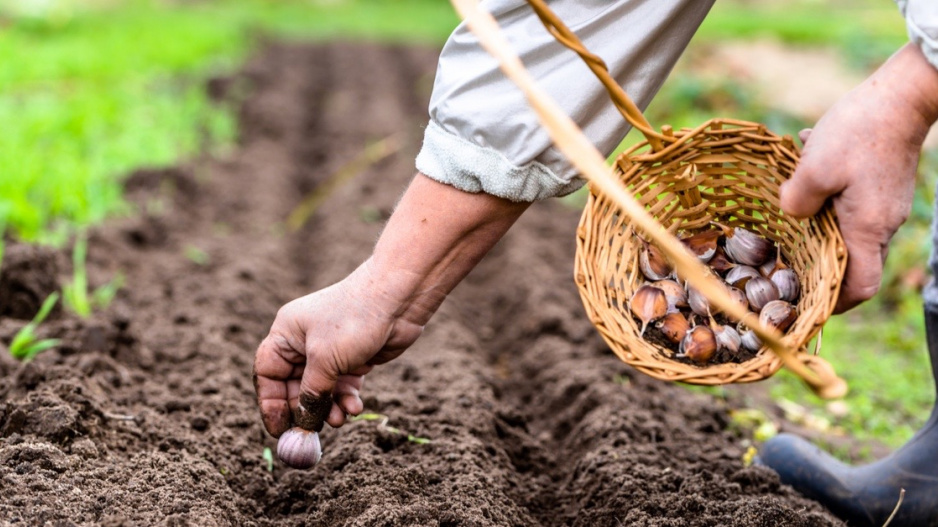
[253,174,529,437]
[253,262,424,437]
[779,44,938,313]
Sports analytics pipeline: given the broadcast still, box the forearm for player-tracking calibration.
[363,173,530,326]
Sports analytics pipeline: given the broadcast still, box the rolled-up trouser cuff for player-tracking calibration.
[897,0,938,70]
[416,120,586,202]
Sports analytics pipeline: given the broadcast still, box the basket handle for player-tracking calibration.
[524,0,668,151]
[447,0,848,399]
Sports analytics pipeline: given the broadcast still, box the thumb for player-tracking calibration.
[295,352,339,432]
[779,136,844,218]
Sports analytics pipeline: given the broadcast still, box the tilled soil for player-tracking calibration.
[0,42,842,526]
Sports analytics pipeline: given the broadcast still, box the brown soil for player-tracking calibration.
[0,42,843,526]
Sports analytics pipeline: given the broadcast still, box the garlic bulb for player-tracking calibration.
[711,321,741,354]
[630,285,668,336]
[687,286,712,317]
[277,427,322,469]
[725,265,760,289]
[639,239,673,281]
[653,279,687,312]
[715,223,772,267]
[745,277,780,312]
[770,269,800,303]
[679,326,717,364]
[760,300,797,332]
[725,287,749,322]
[656,312,690,344]
[740,330,762,352]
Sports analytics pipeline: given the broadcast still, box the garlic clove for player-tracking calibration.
[686,285,712,317]
[745,276,780,312]
[760,300,797,332]
[653,279,687,311]
[679,326,717,364]
[277,427,323,469]
[725,287,749,322]
[760,247,789,277]
[680,229,720,263]
[725,265,760,289]
[639,239,673,281]
[770,269,801,303]
[740,330,763,352]
[656,312,690,344]
[630,285,668,337]
[714,223,772,267]
[707,247,735,274]
[710,320,741,354]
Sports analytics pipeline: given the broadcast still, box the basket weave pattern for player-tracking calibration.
[574,120,848,385]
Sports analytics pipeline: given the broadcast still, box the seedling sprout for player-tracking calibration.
[9,292,61,361]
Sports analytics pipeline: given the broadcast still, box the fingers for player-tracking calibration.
[779,165,844,220]
[780,127,849,219]
[254,335,302,437]
[327,374,367,428]
[833,233,886,314]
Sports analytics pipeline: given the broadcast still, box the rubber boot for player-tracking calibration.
[758,305,938,527]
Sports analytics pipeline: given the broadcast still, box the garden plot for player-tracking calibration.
[0,42,841,526]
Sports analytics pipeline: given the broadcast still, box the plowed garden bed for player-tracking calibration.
[0,42,841,527]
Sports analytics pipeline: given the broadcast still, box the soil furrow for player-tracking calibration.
[0,42,843,527]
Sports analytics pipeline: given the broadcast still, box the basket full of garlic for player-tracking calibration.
[450,0,849,395]
[519,0,848,389]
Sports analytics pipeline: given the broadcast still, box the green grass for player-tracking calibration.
[768,293,934,451]
[700,1,907,49]
[0,0,457,243]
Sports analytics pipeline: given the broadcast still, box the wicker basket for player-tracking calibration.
[450,0,849,397]
[575,120,848,385]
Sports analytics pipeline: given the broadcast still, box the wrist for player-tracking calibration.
[875,44,938,141]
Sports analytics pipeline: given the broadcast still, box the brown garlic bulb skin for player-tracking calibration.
[277,427,323,469]
[657,312,690,344]
[653,280,687,311]
[760,300,797,332]
[680,230,720,263]
[639,241,673,281]
[680,326,717,364]
[707,247,735,274]
[630,285,668,336]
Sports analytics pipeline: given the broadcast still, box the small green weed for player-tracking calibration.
[350,412,431,444]
[263,447,274,472]
[63,234,124,317]
[184,245,210,266]
[9,292,61,361]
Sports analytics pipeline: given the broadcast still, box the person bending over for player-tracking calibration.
[255,2,938,524]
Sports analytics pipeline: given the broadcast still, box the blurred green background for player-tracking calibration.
[0,0,931,457]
